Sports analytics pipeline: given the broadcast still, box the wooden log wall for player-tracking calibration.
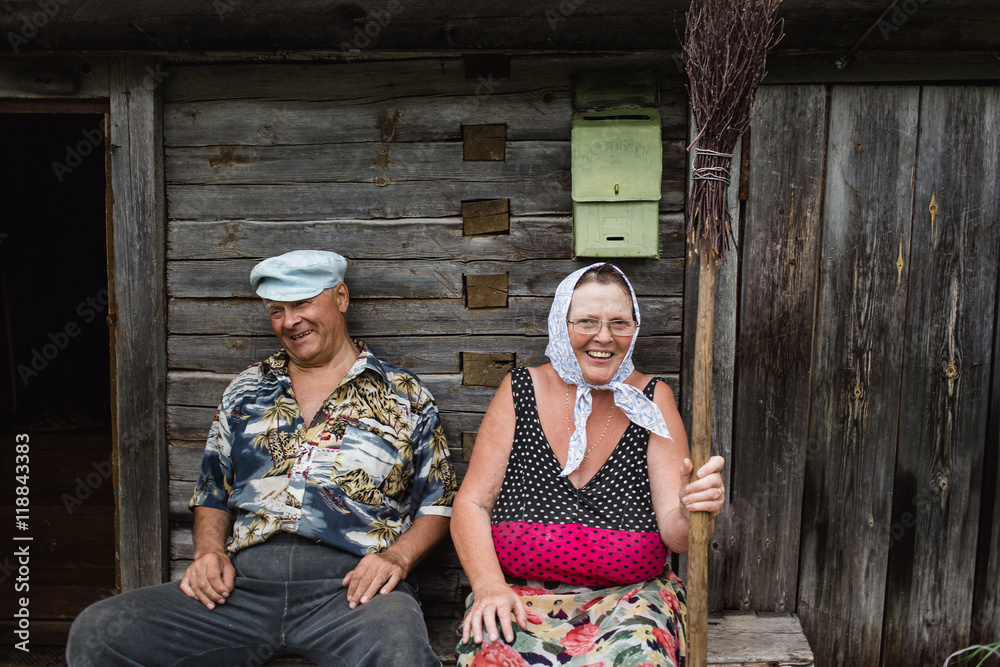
[688,84,1000,667]
[162,54,688,661]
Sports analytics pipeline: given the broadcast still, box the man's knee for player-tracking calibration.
[67,596,139,664]
[364,593,437,661]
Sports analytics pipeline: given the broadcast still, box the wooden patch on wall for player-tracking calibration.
[462,432,477,462]
[463,124,506,161]
[462,199,509,235]
[462,352,515,387]
[466,273,509,308]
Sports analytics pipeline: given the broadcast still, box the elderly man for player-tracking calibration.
[68,250,456,667]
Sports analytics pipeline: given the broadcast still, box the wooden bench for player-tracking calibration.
[263,612,814,666]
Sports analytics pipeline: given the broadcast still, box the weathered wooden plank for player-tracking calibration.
[0,56,111,99]
[766,52,1000,85]
[723,85,827,613]
[166,334,682,377]
[167,255,687,299]
[169,441,211,481]
[881,86,1000,666]
[165,93,571,146]
[166,161,685,220]
[166,214,687,260]
[972,245,1000,645]
[681,120,740,609]
[165,142,579,186]
[109,56,169,590]
[796,85,919,667]
[163,55,688,107]
[6,0,998,55]
[168,296,683,336]
[162,60,688,146]
[705,612,814,666]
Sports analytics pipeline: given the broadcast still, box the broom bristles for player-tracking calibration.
[684,0,783,261]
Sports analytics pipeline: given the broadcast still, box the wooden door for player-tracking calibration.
[0,108,117,649]
[687,84,1000,666]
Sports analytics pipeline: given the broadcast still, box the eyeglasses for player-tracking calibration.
[567,318,638,336]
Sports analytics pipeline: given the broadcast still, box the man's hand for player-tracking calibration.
[342,550,408,609]
[180,550,236,610]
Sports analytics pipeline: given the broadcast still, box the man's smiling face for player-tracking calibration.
[265,284,350,369]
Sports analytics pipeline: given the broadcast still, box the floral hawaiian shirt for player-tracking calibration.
[189,341,457,556]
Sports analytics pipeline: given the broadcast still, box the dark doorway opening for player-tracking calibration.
[0,112,115,655]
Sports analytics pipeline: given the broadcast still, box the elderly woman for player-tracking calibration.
[452,263,726,666]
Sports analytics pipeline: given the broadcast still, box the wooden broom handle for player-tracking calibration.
[687,252,717,667]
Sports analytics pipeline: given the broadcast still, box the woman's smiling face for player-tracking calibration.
[566,280,635,386]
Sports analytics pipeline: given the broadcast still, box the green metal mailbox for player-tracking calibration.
[571,108,662,258]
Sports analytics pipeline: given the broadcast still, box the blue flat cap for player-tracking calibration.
[250,250,348,301]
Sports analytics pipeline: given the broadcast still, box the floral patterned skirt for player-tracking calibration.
[456,573,687,667]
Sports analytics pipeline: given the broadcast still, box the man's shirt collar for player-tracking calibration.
[259,339,389,385]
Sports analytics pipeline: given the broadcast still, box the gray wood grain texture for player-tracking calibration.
[881,86,1000,666]
[972,243,1000,645]
[723,85,827,613]
[165,142,589,186]
[3,0,997,54]
[166,165,685,220]
[162,55,686,107]
[704,612,814,665]
[162,56,688,146]
[166,215,686,261]
[764,53,1000,85]
[109,56,169,590]
[161,58,687,221]
[795,85,919,667]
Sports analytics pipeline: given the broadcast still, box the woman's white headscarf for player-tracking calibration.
[545,263,671,476]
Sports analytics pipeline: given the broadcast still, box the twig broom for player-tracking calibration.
[683,1,782,666]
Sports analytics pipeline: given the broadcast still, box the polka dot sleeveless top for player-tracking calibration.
[491,366,669,587]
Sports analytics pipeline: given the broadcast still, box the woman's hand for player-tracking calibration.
[461,581,528,645]
[679,455,726,519]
